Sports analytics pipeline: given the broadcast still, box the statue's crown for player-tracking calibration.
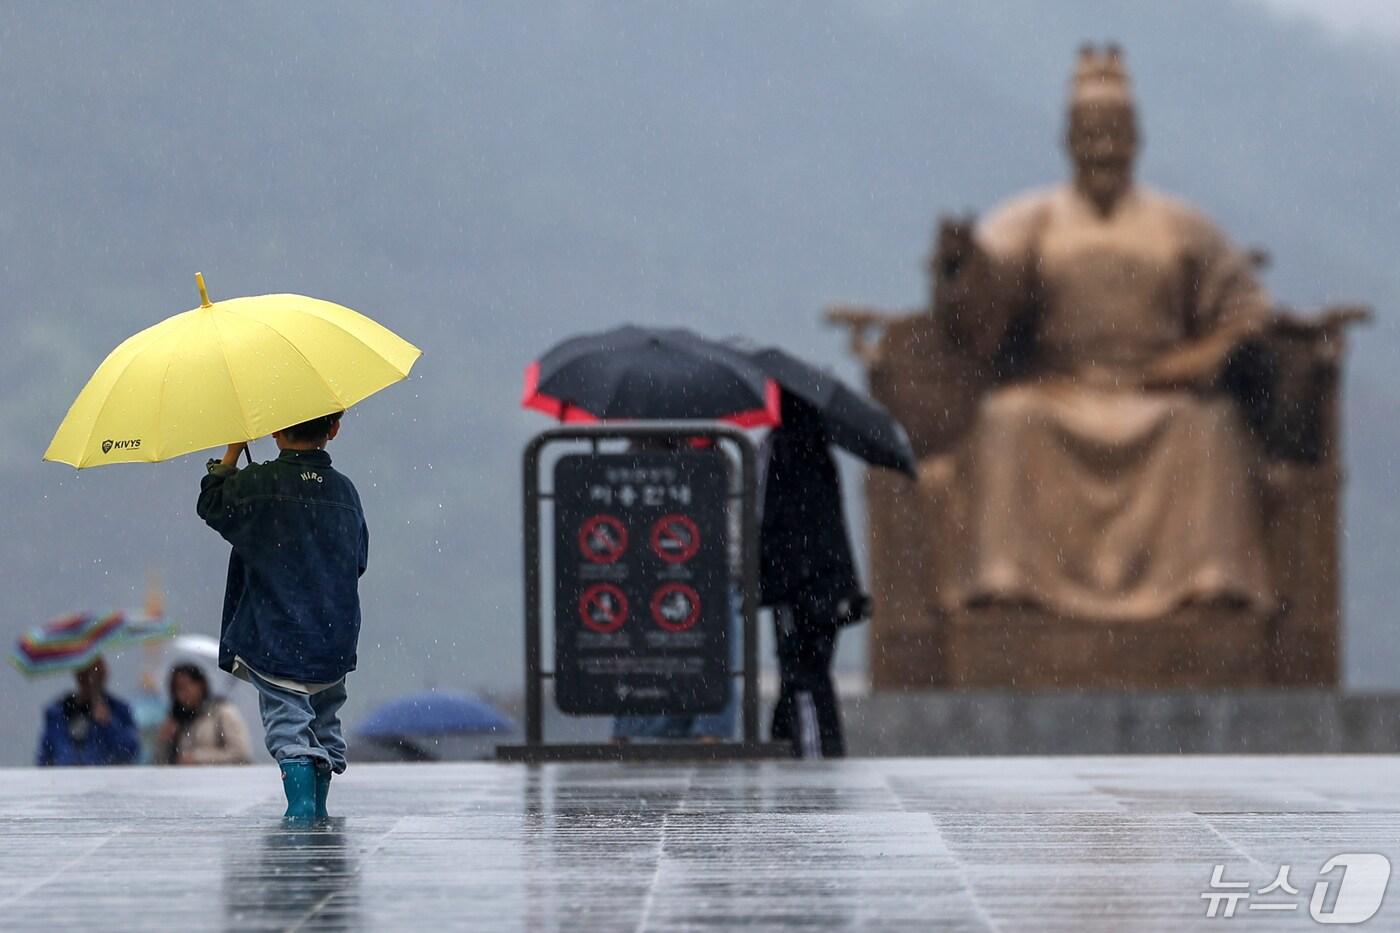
[1071,43,1133,108]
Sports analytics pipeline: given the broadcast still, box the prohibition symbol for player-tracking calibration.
[650,514,701,564]
[579,514,627,564]
[651,582,701,632]
[579,584,628,633]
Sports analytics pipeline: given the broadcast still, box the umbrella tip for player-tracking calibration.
[195,272,212,308]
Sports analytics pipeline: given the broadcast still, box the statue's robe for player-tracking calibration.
[943,184,1275,619]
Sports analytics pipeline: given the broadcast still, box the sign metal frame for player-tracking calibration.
[497,422,783,761]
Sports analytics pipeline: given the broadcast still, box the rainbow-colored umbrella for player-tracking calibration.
[10,610,176,678]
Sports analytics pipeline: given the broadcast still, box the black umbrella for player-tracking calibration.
[748,346,916,475]
[523,325,781,426]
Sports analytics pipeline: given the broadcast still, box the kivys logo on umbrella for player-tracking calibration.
[101,438,141,455]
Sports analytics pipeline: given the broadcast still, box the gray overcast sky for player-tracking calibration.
[2,1,1398,764]
[1253,0,1400,41]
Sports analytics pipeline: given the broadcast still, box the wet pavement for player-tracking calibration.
[1,756,1397,931]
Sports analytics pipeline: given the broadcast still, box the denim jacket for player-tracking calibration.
[197,448,368,684]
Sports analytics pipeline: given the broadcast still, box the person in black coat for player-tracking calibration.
[760,394,867,758]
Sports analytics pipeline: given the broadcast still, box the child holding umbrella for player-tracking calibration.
[197,412,367,823]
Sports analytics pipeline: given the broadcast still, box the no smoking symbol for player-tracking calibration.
[650,514,700,564]
[579,514,627,564]
[651,582,701,632]
[579,584,628,634]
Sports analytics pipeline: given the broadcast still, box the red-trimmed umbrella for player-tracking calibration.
[523,325,781,427]
[10,610,175,678]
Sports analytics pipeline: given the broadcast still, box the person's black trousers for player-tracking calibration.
[769,604,844,758]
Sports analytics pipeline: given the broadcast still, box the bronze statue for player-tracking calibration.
[829,45,1368,689]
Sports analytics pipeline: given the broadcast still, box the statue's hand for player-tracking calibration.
[933,215,980,281]
[1143,339,1236,391]
[1142,354,1212,391]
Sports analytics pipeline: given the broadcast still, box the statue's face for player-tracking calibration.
[1066,101,1138,208]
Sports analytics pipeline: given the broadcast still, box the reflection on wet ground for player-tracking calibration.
[223,822,359,930]
[0,757,1397,930]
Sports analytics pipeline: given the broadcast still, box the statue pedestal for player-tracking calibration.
[872,604,1340,691]
[843,690,1400,755]
[940,607,1271,689]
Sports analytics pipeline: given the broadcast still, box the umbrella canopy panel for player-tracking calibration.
[11,611,176,678]
[524,325,780,426]
[749,346,916,475]
[169,634,221,662]
[45,289,421,468]
[356,690,515,738]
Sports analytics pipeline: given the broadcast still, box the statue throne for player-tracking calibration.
[829,275,1367,691]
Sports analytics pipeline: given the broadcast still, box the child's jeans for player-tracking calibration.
[248,671,349,774]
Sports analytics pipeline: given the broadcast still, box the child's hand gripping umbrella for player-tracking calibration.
[44,273,421,467]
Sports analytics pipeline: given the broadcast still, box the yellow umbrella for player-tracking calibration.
[45,274,421,468]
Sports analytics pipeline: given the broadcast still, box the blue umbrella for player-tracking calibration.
[356,690,514,739]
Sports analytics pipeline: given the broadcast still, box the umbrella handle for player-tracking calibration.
[241,444,253,466]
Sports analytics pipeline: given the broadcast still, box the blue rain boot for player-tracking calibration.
[280,758,318,824]
[314,767,332,821]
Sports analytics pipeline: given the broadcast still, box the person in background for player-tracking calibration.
[156,663,253,765]
[759,394,868,758]
[36,656,141,766]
